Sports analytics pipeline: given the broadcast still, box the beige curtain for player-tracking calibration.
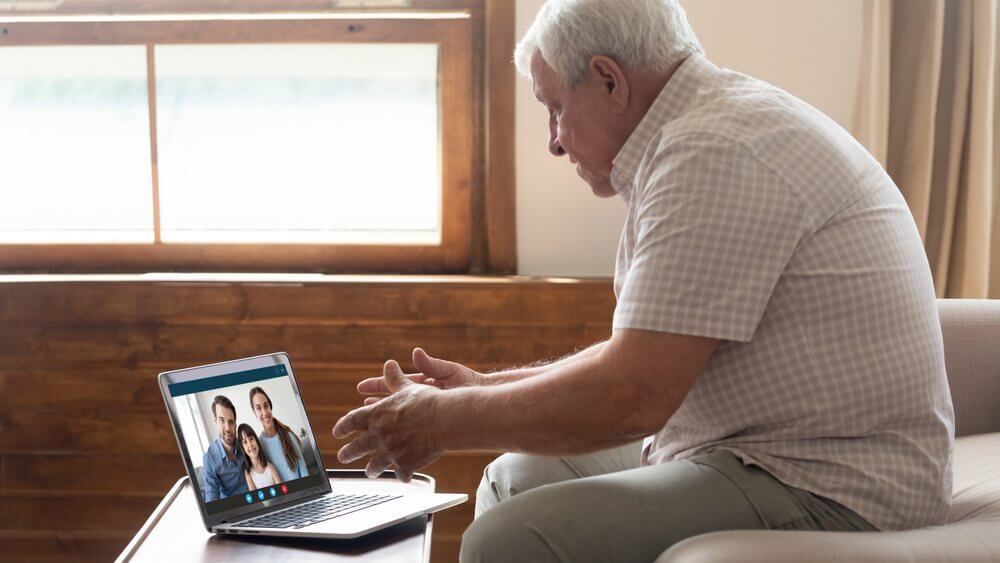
[856,0,1000,298]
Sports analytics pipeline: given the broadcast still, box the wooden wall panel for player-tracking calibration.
[0,277,614,563]
[0,531,135,563]
[0,323,610,369]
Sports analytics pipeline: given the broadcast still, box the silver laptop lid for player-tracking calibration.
[158,352,332,530]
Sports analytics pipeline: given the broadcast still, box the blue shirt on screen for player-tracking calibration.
[202,438,248,502]
[260,430,308,482]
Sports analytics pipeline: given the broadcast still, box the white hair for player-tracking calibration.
[515,0,703,86]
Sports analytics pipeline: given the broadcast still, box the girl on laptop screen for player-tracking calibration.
[239,423,282,491]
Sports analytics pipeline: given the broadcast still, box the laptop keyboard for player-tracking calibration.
[232,493,402,529]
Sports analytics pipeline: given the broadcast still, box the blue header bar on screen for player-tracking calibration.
[168,365,288,397]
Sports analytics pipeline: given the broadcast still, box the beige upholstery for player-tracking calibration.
[656,299,1000,563]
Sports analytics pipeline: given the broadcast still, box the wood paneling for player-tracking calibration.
[5,491,164,531]
[2,452,490,496]
[0,276,613,562]
[0,531,135,563]
[1,281,612,325]
[0,324,609,370]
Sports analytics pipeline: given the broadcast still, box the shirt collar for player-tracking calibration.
[211,437,242,464]
[611,53,714,193]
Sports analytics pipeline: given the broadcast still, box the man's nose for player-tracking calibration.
[548,119,566,157]
[549,137,566,157]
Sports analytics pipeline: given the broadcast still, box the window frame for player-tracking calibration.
[0,6,500,274]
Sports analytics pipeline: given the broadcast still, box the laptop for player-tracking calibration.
[158,352,467,538]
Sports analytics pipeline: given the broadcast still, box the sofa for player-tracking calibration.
[658,299,1000,563]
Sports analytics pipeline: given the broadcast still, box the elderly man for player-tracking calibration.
[333,0,955,560]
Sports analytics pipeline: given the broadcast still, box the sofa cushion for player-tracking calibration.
[949,431,1000,521]
[655,432,1000,563]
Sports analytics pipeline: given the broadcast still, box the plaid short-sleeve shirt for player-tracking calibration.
[612,54,954,531]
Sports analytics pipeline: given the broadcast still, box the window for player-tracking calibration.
[153,43,441,245]
[0,1,514,273]
[0,45,154,243]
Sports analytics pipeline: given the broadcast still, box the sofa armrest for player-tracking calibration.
[939,299,1000,437]
[655,520,1000,563]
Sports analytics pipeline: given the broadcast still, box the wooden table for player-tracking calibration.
[116,470,437,562]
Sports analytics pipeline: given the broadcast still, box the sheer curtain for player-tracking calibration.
[855,0,1000,298]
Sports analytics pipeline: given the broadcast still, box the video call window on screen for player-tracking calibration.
[169,366,322,509]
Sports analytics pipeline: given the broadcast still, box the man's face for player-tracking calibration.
[214,404,237,447]
[530,50,619,198]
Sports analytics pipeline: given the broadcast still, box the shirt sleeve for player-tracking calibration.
[613,134,811,343]
[202,451,221,502]
[291,432,308,477]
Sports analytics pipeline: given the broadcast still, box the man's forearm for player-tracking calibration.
[481,341,607,385]
[438,343,665,456]
[204,475,221,502]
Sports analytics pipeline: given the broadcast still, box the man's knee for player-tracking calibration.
[474,453,522,518]
[474,452,576,518]
[462,495,555,563]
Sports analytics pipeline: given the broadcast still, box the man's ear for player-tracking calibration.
[589,56,629,114]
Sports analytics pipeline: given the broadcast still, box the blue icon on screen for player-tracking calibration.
[269,487,277,498]
[245,493,253,504]
[258,490,266,501]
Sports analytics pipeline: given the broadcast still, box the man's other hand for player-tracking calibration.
[356,348,484,401]
[334,359,446,482]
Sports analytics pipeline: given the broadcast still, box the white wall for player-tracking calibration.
[515,0,865,276]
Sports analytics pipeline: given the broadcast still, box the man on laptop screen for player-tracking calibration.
[201,395,248,502]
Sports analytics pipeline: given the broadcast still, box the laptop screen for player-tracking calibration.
[167,362,327,516]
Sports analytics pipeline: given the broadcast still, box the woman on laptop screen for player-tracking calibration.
[239,423,282,491]
[250,386,308,481]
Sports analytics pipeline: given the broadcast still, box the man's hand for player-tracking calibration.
[356,348,484,402]
[333,359,446,482]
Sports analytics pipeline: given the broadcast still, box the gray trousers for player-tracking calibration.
[461,442,875,563]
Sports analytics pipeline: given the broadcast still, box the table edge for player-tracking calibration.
[115,470,437,563]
